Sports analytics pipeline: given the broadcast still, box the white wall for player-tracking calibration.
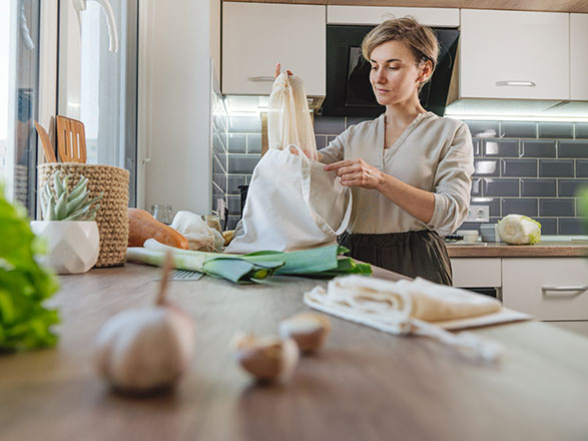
[210,0,221,81]
[139,0,215,215]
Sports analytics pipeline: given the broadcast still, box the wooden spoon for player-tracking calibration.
[34,121,57,163]
[56,115,87,163]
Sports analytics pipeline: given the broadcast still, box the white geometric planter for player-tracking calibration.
[30,221,100,274]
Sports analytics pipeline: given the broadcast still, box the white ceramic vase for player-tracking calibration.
[30,221,100,274]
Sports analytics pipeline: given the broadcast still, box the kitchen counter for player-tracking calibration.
[1,264,588,440]
[447,241,588,258]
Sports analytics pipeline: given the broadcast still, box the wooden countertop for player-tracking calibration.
[1,263,588,440]
[447,241,588,258]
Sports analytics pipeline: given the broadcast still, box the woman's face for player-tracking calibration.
[368,40,429,106]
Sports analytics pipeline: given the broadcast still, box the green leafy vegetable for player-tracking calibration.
[126,240,372,283]
[497,214,541,245]
[0,184,60,351]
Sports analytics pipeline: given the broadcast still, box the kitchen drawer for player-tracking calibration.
[547,321,588,338]
[502,258,588,321]
[451,258,501,288]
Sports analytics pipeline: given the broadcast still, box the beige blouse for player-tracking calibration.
[319,112,474,236]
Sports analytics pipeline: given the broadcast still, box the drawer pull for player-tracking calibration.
[542,285,588,295]
[248,76,275,82]
[495,81,536,87]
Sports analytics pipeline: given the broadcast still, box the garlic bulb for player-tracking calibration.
[233,333,299,384]
[279,312,331,353]
[94,252,195,394]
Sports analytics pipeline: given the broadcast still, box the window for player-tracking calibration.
[0,0,138,214]
[1,0,40,214]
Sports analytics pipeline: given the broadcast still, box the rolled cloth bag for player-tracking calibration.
[225,73,352,253]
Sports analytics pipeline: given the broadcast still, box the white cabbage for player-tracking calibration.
[497,214,541,245]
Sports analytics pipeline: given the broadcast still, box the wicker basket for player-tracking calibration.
[38,163,130,267]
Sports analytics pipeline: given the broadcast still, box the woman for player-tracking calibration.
[311,17,473,285]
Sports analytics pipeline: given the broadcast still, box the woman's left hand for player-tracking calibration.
[324,159,383,189]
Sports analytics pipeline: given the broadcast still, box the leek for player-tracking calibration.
[125,240,372,283]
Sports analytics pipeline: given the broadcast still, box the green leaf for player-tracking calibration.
[0,182,60,351]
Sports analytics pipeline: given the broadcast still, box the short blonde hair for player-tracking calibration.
[362,17,439,87]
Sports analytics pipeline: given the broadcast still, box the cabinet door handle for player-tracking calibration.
[542,285,588,295]
[248,76,275,82]
[496,81,536,87]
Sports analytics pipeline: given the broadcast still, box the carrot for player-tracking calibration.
[128,208,189,249]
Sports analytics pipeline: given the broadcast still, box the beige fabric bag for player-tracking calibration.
[225,73,352,254]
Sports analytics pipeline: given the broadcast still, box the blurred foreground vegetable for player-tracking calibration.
[0,184,60,350]
[497,214,541,245]
[126,240,371,283]
[577,187,588,233]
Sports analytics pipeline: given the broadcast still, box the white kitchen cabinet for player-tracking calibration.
[571,13,588,100]
[451,258,501,289]
[460,9,569,100]
[326,6,459,27]
[502,258,588,321]
[548,321,588,338]
[222,2,325,96]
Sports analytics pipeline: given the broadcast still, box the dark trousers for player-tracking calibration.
[339,230,453,286]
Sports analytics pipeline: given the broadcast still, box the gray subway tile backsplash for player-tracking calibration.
[228,133,247,153]
[558,218,585,235]
[228,115,261,133]
[576,123,588,139]
[228,175,248,194]
[483,139,519,157]
[558,141,588,159]
[501,159,537,177]
[313,116,346,135]
[465,120,499,138]
[228,154,260,174]
[502,198,537,217]
[576,160,588,178]
[540,198,575,217]
[501,121,537,138]
[521,179,556,197]
[248,134,262,154]
[539,160,574,177]
[472,139,481,157]
[474,159,500,177]
[220,111,588,236]
[521,140,556,158]
[483,178,519,197]
[315,135,327,150]
[227,195,241,215]
[559,179,588,197]
[538,122,573,139]
[535,218,558,235]
[470,178,482,196]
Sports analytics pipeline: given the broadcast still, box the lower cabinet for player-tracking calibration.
[502,258,588,337]
[451,257,588,337]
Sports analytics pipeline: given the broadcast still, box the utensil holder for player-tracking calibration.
[38,163,130,267]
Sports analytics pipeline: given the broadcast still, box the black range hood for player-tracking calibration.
[322,25,460,117]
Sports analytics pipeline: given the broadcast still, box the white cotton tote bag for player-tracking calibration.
[225,73,352,254]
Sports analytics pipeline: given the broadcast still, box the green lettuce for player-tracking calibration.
[0,184,60,351]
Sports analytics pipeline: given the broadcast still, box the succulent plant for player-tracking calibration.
[40,171,103,221]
